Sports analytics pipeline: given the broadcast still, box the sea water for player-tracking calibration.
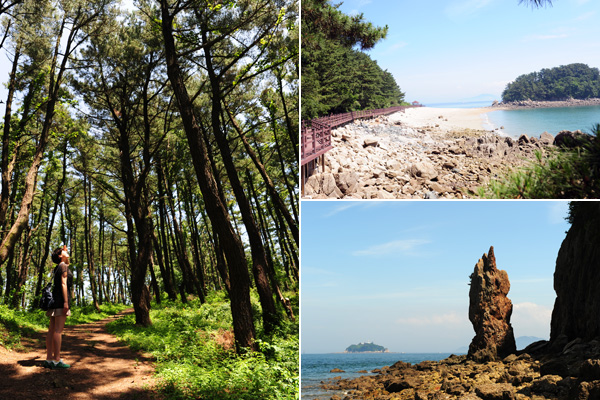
[485,105,600,138]
[429,101,600,138]
[301,353,455,399]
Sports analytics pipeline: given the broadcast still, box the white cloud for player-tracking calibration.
[324,203,361,217]
[352,239,430,256]
[512,302,552,338]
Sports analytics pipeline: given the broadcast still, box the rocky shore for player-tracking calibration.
[493,98,600,110]
[318,339,600,400]
[303,114,554,199]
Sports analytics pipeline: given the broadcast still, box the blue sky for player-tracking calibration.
[301,200,571,354]
[334,0,600,104]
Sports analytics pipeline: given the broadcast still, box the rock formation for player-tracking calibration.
[302,115,554,199]
[551,202,600,343]
[468,246,516,362]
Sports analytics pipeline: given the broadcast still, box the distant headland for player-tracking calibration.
[345,341,389,353]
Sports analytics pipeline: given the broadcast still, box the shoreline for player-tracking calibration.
[491,97,600,110]
[391,107,494,133]
[303,114,555,199]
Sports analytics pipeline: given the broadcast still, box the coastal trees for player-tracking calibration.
[520,0,552,7]
[301,0,405,119]
[502,64,600,102]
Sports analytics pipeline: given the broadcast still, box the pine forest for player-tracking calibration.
[0,0,298,398]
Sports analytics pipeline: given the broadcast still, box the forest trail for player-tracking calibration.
[0,309,157,399]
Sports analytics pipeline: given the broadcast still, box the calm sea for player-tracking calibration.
[301,353,456,399]
[428,101,600,138]
[485,105,600,138]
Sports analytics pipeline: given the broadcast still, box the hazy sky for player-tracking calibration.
[335,0,600,104]
[301,201,571,354]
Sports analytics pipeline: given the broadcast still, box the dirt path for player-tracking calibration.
[0,309,157,399]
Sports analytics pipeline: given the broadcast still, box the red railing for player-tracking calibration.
[300,106,417,167]
[300,105,422,193]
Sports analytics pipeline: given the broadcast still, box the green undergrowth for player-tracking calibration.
[480,123,600,198]
[0,302,129,350]
[106,290,299,400]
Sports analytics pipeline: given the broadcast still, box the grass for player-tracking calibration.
[480,123,600,198]
[106,290,299,400]
[0,302,129,350]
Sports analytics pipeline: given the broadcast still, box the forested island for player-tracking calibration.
[0,0,298,398]
[345,342,388,353]
[301,0,406,119]
[502,63,600,102]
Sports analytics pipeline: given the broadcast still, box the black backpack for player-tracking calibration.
[40,281,55,311]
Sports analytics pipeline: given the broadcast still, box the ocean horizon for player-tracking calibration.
[301,352,461,399]
[424,101,600,138]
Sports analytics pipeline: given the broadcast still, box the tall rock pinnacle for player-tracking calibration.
[551,202,600,344]
[468,246,516,362]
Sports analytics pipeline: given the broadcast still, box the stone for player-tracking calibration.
[580,359,600,381]
[334,171,359,195]
[408,161,438,180]
[540,131,554,145]
[553,130,593,148]
[383,376,420,392]
[330,368,345,373]
[518,134,530,145]
[551,203,600,343]
[475,383,516,400]
[468,246,517,362]
[321,173,343,198]
[429,182,449,194]
[363,137,378,147]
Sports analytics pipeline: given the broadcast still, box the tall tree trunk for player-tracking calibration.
[224,105,299,245]
[0,46,20,229]
[32,139,68,308]
[0,14,73,266]
[160,2,256,351]
[155,158,177,300]
[83,173,101,311]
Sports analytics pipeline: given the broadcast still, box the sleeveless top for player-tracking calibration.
[52,262,74,308]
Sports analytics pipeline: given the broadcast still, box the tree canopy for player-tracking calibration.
[502,63,600,102]
[345,342,387,353]
[301,0,405,120]
[0,0,298,355]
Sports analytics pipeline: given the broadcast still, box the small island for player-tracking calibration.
[345,341,388,353]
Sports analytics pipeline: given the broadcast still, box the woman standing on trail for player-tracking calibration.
[44,245,73,369]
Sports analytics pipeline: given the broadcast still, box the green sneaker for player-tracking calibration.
[53,360,70,369]
[43,360,52,368]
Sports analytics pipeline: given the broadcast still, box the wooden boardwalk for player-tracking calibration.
[300,106,420,193]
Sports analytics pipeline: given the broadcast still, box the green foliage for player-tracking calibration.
[301,0,404,119]
[301,0,388,51]
[502,63,600,102]
[107,294,298,400]
[0,303,128,349]
[345,342,387,353]
[481,124,600,198]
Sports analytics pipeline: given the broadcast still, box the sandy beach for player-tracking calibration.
[390,107,493,133]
